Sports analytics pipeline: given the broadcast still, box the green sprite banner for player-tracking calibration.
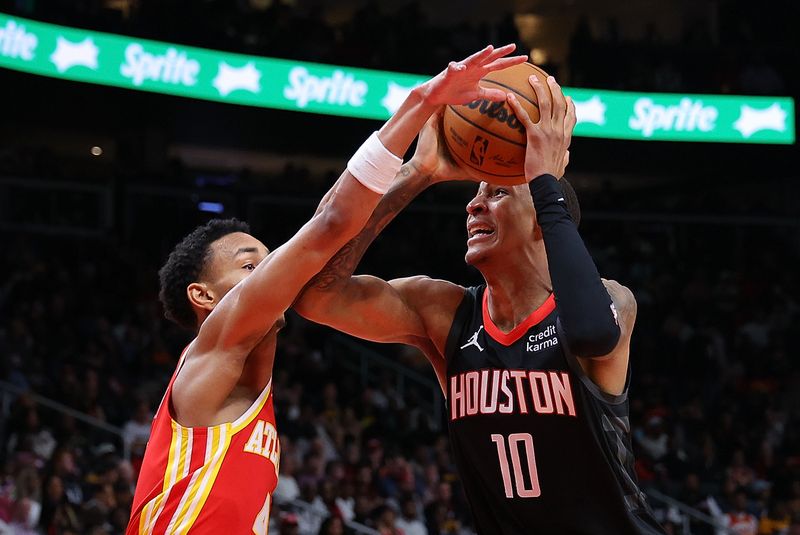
[0,13,795,144]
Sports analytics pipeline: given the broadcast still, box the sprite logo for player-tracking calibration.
[120,43,200,87]
[0,19,37,60]
[629,97,718,138]
[283,66,368,108]
[0,13,790,144]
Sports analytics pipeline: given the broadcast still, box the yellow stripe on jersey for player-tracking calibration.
[164,424,232,534]
[138,422,192,535]
[162,427,218,534]
[174,424,233,534]
[140,490,170,535]
[163,421,182,493]
[138,498,152,535]
[177,426,192,481]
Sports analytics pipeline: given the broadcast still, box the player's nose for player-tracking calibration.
[466,195,487,215]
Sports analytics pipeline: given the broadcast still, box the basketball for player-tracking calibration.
[443,62,550,185]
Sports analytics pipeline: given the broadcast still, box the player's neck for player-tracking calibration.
[481,259,551,333]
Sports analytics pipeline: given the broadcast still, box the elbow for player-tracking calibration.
[563,320,621,358]
[317,204,359,240]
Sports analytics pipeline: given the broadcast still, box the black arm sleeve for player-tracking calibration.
[530,174,620,357]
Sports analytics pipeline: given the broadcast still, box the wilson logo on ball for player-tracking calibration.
[465,100,525,134]
[469,136,489,165]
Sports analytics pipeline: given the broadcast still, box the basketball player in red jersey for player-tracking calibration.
[126,45,528,535]
[296,76,665,533]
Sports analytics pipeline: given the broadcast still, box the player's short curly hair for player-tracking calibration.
[158,218,251,330]
[560,178,581,227]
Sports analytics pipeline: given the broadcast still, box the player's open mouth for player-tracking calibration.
[467,224,495,243]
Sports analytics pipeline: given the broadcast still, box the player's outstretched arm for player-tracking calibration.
[197,44,525,353]
[178,45,527,417]
[294,110,484,373]
[296,161,464,346]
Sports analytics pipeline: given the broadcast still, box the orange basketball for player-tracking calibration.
[443,62,550,185]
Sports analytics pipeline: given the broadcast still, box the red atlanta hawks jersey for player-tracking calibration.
[127,353,279,535]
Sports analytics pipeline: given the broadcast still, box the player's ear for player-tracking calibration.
[187,282,216,312]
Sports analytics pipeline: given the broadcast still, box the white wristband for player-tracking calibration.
[347,131,402,194]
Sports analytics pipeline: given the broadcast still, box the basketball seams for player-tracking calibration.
[479,78,541,110]
[446,106,527,148]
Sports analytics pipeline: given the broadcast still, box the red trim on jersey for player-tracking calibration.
[482,291,556,346]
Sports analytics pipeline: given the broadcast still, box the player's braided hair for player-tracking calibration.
[158,218,251,330]
[560,177,581,227]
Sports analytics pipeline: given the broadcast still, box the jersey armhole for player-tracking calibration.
[443,286,479,362]
[557,318,631,405]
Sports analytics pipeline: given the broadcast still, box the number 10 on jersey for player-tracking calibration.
[491,433,542,498]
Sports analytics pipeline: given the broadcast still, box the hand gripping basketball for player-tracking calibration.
[506,75,576,182]
[409,111,482,184]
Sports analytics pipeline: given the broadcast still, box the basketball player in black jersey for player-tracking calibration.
[295,75,665,534]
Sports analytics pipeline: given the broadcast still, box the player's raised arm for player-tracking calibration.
[177,45,528,415]
[506,75,625,360]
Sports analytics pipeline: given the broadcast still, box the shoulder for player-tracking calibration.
[601,279,636,335]
[602,279,636,316]
[390,276,466,304]
[390,276,468,353]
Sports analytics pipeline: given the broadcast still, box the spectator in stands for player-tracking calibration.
[274,444,301,503]
[372,504,401,535]
[317,514,348,535]
[121,400,152,473]
[8,497,39,535]
[395,494,426,535]
[279,512,300,535]
[719,490,759,535]
[759,500,791,534]
[6,406,56,463]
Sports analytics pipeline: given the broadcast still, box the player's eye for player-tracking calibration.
[243,263,256,271]
[495,189,508,196]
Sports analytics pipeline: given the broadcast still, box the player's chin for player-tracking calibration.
[464,243,491,266]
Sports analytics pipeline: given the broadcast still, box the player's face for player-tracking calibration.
[204,231,269,302]
[465,181,536,266]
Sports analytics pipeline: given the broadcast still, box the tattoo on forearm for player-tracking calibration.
[310,163,432,291]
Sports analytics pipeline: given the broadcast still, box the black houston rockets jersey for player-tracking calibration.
[444,286,665,535]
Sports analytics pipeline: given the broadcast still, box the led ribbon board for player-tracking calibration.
[0,13,794,144]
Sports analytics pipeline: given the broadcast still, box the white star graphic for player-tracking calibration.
[733,103,787,138]
[212,61,262,96]
[573,95,606,126]
[50,36,99,73]
[381,81,419,114]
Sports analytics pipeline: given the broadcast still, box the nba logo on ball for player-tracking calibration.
[469,136,489,165]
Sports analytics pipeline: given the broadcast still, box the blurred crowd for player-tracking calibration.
[1,0,795,95]
[0,177,797,534]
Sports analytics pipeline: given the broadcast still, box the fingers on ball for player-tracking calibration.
[529,76,551,121]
